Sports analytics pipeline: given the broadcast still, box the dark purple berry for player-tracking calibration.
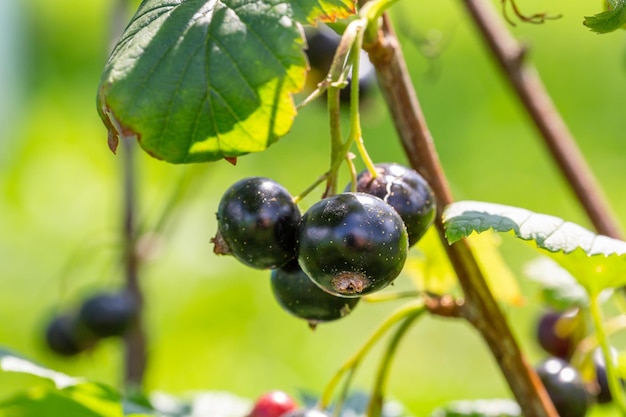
[216,177,301,269]
[536,310,576,360]
[304,26,376,105]
[271,260,359,326]
[44,314,93,356]
[248,391,298,417]
[535,357,589,417]
[78,292,136,338]
[297,192,408,297]
[347,163,435,246]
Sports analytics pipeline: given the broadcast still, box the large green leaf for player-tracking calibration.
[97,0,355,163]
[0,349,151,417]
[442,201,626,296]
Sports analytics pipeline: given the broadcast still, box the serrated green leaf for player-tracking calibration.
[98,0,309,163]
[442,201,626,296]
[430,399,521,417]
[584,0,626,33]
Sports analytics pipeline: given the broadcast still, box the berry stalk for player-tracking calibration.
[589,295,626,415]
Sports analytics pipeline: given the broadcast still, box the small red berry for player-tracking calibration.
[249,391,298,417]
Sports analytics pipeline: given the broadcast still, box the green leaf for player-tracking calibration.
[442,201,626,296]
[523,257,588,309]
[584,0,626,33]
[0,348,83,389]
[97,0,356,164]
[0,349,133,417]
[430,399,521,417]
[291,0,356,23]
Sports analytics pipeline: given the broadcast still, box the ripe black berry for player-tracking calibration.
[304,26,376,105]
[535,357,589,417]
[248,390,298,417]
[44,314,93,356]
[347,163,435,246]
[78,292,137,338]
[535,309,576,360]
[297,192,408,297]
[271,260,359,326]
[216,177,301,269]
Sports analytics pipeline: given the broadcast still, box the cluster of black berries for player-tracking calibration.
[304,25,377,105]
[213,163,436,327]
[44,291,137,356]
[533,309,620,416]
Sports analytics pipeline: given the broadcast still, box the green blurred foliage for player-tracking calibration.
[1,0,626,416]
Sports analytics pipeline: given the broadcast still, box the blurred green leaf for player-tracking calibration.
[442,201,626,296]
[97,0,356,164]
[0,348,83,389]
[430,399,521,417]
[584,0,626,33]
[523,257,588,310]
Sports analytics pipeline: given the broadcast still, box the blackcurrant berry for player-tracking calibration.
[347,163,435,246]
[304,26,339,76]
[535,357,589,417]
[78,292,137,338]
[535,309,577,360]
[297,192,408,297]
[215,177,301,270]
[248,391,298,417]
[271,260,359,326]
[44,313,94,356]
[304,26,376,105]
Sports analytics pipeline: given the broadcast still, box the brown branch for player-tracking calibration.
[461,0,622,239]
[121,138,147,389]
[363,15,558,417]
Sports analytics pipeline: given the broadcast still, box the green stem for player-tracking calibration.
[366,308,424,417]
[317,300,425,410]
[589,294,626,416]
[326,86,343,197]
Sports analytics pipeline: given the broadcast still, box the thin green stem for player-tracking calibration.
[317,300,425,409]
[589,294,626,415]
[293,172,330,204]
[332,367,357,417]
[326,86,343,197]
[366,309,424,417]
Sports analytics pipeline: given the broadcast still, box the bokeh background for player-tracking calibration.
[1,0,626,415]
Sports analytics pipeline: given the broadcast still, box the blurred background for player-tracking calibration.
[1,0,625,415]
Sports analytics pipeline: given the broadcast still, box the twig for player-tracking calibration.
[108,0,147,390]
[121,137,147,389]
[362,14,558,417]
[461,0,622,239]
